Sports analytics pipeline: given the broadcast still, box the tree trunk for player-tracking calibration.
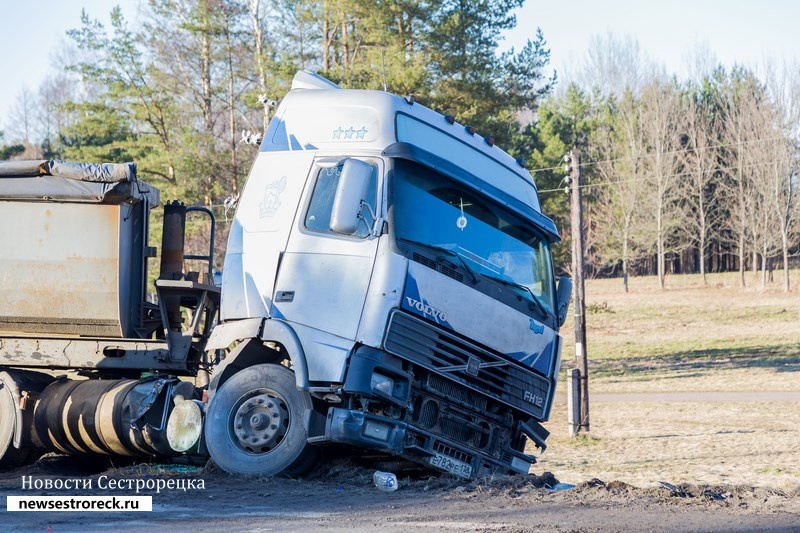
[199,1,213,135]
[249,0,270,134]
[699,195,707,285]
[199,0,214,206]
[622,225,629,293]
[738,234,746,288]
[227,37,238,198]
[780,171,793,292]
[323,20,330,71]
[341,15,349,82]
[782,231,790,292]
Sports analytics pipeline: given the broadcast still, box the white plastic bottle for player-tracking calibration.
[373,471,398,492]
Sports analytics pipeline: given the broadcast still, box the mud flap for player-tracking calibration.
[304,408,328,443]
[519,419,549,452]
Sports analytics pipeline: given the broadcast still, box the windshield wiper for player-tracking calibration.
[481,273,550,320]
[397,237,479,284]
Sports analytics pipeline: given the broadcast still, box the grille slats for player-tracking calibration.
[426,374,487,412]
[412,253,465,282]
[385,311,549,419]
[412,253,437,270]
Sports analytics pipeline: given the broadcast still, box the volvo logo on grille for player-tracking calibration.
[466,356,481,376]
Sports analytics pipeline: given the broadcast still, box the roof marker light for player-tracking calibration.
[444,115,455,125]
[465,126,475,135]
[485,137,495,147]
[404,95,415,105]
[516,158,526,168]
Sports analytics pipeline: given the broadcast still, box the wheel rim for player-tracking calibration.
[230,390,290,454]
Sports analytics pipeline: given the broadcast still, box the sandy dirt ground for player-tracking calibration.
[2,365,799,532]
[1,454,799,533]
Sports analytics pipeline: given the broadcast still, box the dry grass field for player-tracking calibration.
[533,271,800,490]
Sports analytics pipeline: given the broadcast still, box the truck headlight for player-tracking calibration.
[370,372,394,396]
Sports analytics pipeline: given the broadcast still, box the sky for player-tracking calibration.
[1,0,799,137]
[508,0,800,83]
[0,0,140,134]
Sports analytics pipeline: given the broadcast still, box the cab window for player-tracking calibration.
[305,162,377,237]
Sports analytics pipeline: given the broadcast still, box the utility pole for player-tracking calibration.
[569,149,590,432]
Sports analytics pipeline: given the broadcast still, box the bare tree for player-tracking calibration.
[592,90,653,292]
[572,34,652,291]
[36,73,78,157]
[748,146,780,290]
[577,33,647,99]
[762,60,800,291]
[640,80,684,288]
[676,78,725,284]
[719,69,764,288]
[682,41,718,83]
[6,86,36,142]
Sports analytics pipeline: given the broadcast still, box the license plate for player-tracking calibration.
[429,452,473,478]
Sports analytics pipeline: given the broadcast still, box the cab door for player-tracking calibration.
[273,157,382,342]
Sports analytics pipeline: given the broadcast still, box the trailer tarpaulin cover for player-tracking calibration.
[0,159,159,205]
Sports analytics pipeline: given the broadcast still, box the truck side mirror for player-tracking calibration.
[330,158,372,235]
[555,276,572,327]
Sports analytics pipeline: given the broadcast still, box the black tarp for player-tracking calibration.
[0,160,159,205]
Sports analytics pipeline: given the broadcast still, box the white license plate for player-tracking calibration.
[429,452,473,478]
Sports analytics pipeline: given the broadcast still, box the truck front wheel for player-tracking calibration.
[205,364,318,477]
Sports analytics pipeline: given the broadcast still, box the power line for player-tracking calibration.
[528,135,787,176]
[538,157,794,194]
[582,135,786,171]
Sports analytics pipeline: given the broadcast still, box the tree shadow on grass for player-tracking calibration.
[591,344,800,378]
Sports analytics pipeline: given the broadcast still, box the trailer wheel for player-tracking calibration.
[0,378,34,469]
[205,364,318,477]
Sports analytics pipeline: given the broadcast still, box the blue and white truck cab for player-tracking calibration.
[204,71,572,478]
[0,71,569,479]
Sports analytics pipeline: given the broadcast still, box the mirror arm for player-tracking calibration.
[359,200,384,237]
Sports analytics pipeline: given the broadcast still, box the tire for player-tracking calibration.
[0,378,34,469]
[204,364,318,477]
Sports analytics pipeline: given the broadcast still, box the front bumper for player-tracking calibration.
[323,406,535,479]
[320,340,545,479]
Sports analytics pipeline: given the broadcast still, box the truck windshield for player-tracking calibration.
[391,159,555,315]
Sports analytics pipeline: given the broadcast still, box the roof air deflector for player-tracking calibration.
[291,70,342,91]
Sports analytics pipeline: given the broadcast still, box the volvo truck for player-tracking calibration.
[0,71,571,480]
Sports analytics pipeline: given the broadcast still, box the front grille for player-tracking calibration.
[426,373,487,412]
[419,400,439,428]
[440,408,474,443]
[384,310,550,419]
